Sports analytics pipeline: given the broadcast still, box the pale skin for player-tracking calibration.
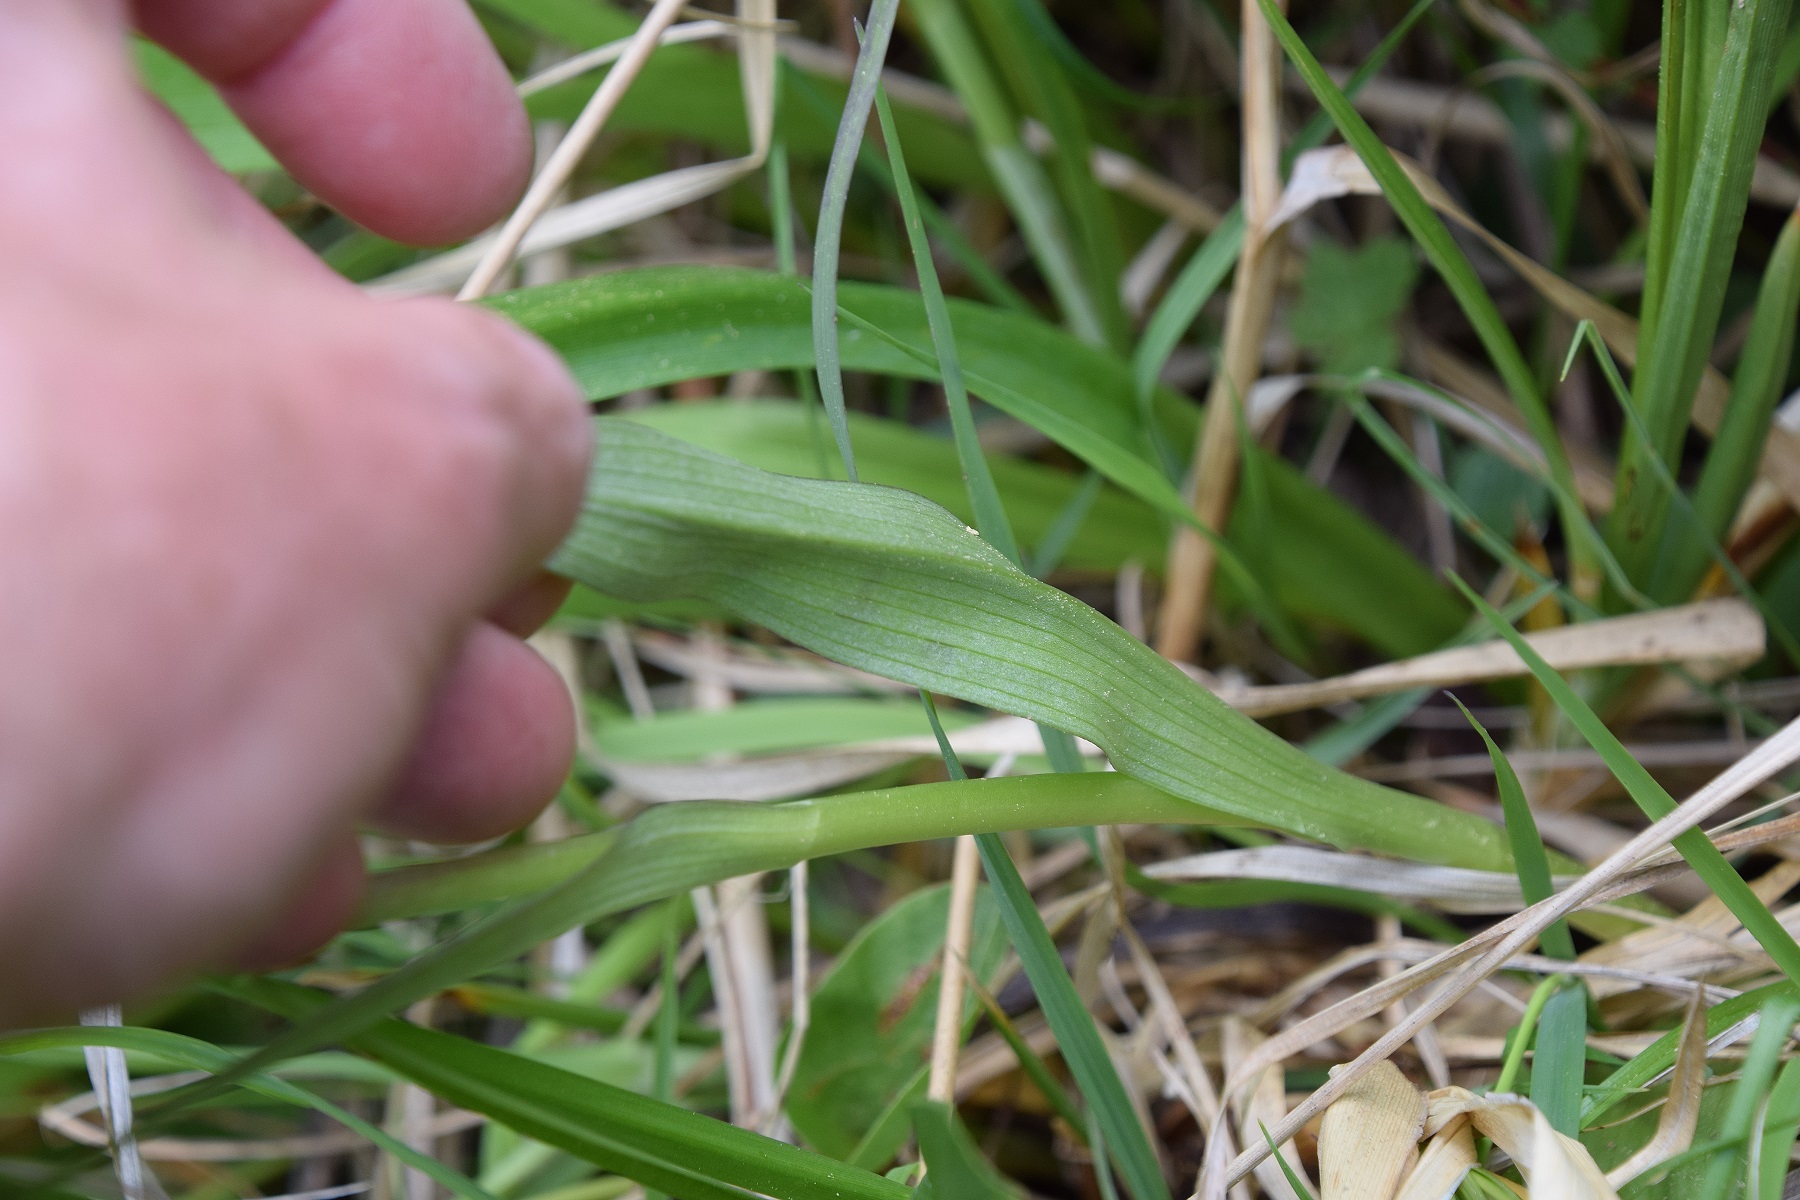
[0,0,595,1023]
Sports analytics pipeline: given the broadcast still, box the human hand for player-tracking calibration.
[0,0,593,1022]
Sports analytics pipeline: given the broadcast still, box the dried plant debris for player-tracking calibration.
[17,1,1800,1199]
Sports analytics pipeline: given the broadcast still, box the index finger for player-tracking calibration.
[135,0,532,245]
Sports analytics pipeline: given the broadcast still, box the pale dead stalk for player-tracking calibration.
[458,0,690,300]
[1155,0,1287,662]
[1213,715,1800,1194]
[79,1005,167,1200]
[928,835,984,1102]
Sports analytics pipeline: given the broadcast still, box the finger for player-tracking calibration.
[374,622,575,844]
[383,299,594,592]
[136,0,531,244]
[489,570,576,638]
[231,835,365,971]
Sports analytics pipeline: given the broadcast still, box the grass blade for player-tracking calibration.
[908,0,1107,345]
[1449,573,1800,986]
[1612,0,1797,582]
[1656,205,1800,601]
[1255,0,1597,587]
[811,0,904,480]
[920,695,1167,1200]
[875,86,1019,566]
[1697,995,1800,1200]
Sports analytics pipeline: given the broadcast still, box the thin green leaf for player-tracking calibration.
[1757,1054,1800,1198]
[0,1025,496,1200]
[963,971,1087,1138]
[963,0,1129,351]
[1656,206,1800,601]
[920,696,1167,1200]
[1029,469,1104,578]
[226,979,909,1200]
[875,85,1020,565]
[908,0,1107,344]
[1449,574,1800,987]
[1584,980,1796,1126]
[1133,208,1245,440]
[1259,1121,1314,1200]
[1613,0,1797,582]
[1698,995,1800,1200]
[1257,0,1597,583]
[811,0,904,480]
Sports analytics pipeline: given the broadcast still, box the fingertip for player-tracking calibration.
[231,836,365,972]
[206,0,532,243]
[375,623,575,844]
[490,570,576,637]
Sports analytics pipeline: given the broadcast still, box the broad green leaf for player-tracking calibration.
[131,41,277,175]
[561,420,1507,867]
[910,1101,1021,1199]
[195,425,1512,1101]
[787,884,1003,1160]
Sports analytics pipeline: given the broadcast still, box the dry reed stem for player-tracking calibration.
[1214,715,1800,1193]
[78,1005,166,1200]
[1154,0,1287,663]
[458,0,690,300]
[927,834,982,1102]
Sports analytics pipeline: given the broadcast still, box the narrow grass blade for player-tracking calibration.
[1757,1054,1800,1198]
[920,697,1168,1200]
[227,980,909,1200]
[1133,208,1245,438]
[1283,0,1440,166]
[963,0,1129,351]
[972,836,1168,1200]
[0,1026,497,1200]
[781,64,1034,317]
[875,87,1019,566]
[811,0,904,480]
[907,0,1106,344]
[1492,974,1568,1096]
[1029,470,1104,579]
[1583,980,1797,1126]
[1451,699,1586,1133]
[1697,995,1800,1200]
[1657,205,1800,601]
[1564,323,1800,664]
[1612,0,1796,582]
[1450,699,1571,958]
[1256,0,1596,584]
[909,1101,1019,1199]
[964,972,1087,1137]
[1448,574,1800,986]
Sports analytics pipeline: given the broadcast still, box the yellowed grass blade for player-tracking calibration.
[1392,1115,1474,1200]
[1317,1060,1423,1200]
[1428,1090,1620,1198]
[1216,716,1800,1193]
[1605,988,1710,1187]
[1222,1017,1317,1200]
